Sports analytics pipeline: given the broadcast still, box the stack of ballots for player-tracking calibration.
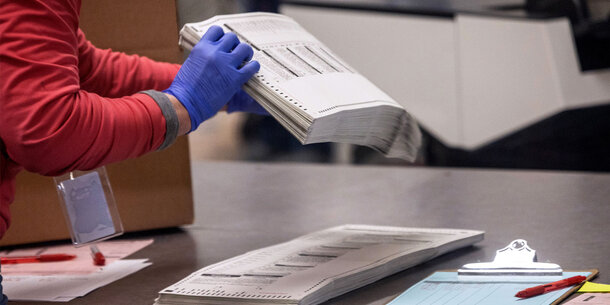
[154,225,483,305]
[179,13,421,161]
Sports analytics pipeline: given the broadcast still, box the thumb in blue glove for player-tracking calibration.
[164,25,260,132]
[226,89,269,116]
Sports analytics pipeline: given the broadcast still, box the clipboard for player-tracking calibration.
[388,269,598,305]
[388,240,599,305]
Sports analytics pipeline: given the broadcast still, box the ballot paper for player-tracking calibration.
[0,238,153,275]
[154,225,484,305]
[179,13,421,161]
[2,259,151,302]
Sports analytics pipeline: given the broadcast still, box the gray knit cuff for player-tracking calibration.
[141,90,179,150]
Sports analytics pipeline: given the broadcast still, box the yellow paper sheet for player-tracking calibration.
[578,282,610,293]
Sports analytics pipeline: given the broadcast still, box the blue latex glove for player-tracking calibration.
[227,89,269,116]
[164,25,260,131]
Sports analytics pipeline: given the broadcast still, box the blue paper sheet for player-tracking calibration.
[388,271,592,305]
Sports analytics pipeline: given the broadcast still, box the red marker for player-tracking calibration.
[1,254,76,264]
[516,275,587,298]
[90,245,106,266]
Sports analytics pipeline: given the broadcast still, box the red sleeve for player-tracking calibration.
[77,29,180,97]
[0,0,168,176]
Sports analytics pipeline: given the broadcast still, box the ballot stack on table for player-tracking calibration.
[154,225,484,305]
[179,13,422,161]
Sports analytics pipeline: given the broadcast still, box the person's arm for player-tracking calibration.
[0,0,174,176]
[76,29,181,97]
[167,93,192,135]
[75,28,193,133]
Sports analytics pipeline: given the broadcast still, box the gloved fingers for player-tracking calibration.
[226,89,249,113]
[226,89,269,115]
[238,60,260,78]
[202,25,224,42]
[217,32,240,52]
[249,103,270,116]
[242,98,269,115]
[230,43,255,67]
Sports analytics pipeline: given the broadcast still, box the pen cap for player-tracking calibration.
[54,167,124,247]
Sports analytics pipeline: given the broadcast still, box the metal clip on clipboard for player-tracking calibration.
[458,239,563,282]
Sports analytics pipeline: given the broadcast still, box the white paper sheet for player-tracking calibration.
[3,259,151,302]
[0,239,153,275]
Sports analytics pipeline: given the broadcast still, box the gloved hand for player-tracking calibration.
[164,25,260,132]
[227,89,269,116]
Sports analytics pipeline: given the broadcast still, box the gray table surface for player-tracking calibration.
[11,161,610,304]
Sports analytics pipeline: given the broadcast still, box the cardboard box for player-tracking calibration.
[0,0,193,246]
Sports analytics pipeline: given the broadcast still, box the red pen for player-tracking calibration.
[0,253,76,264]
[515,275,587,298]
